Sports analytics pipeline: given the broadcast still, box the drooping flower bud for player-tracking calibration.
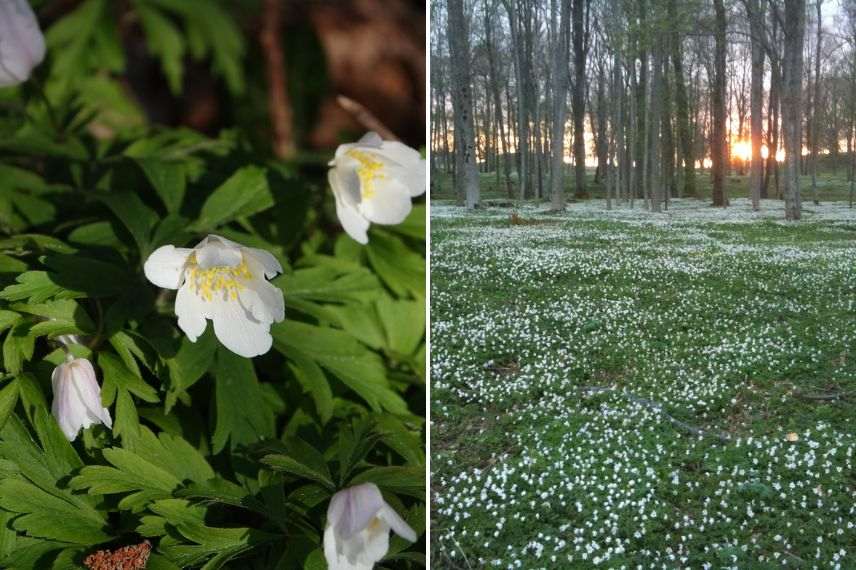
[324,483,417,570]
[0,0,46,87]
[51,357,112,441]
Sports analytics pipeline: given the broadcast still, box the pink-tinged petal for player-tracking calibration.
[0,0,45,88]
[378,503,417,542]
[330,483,385,539]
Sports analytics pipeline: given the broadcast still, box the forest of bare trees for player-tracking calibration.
[431,0,856,219]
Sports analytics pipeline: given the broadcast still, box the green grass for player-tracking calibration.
[432,160,856,204]
[430,199,856,568]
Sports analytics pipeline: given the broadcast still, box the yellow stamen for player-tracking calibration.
[185,253,252,302]
[346,149,386,200]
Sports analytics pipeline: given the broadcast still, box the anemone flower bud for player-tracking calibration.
[324,483,417,570]
[51,357,112,441]
[143,235,284,358]
[328,132,426,244]
[0,0,46,87]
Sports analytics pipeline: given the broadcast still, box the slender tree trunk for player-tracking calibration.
[711,0,728,207]
[447,0,480,209]
[635,0,648,203]
[550,0,571,210]
[782,0,806,220]
[484,2,513,197]
[650,31,664,213]
[748,0,764,210]
[810,0,822,205]
[572,0,589,198]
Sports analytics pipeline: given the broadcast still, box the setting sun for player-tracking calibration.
[732,140,751,162]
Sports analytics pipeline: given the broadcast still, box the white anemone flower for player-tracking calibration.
[143,235,284,358]
[324,482,417,570]
[51,357,112,441]
[0,0,46,87]
[328,132,426,244]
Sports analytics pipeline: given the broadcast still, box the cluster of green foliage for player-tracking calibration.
[0,2,425,569]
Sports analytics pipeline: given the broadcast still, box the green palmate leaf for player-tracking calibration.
[165,328,218,412]
[67,221,121,248]
[0,310,21,335]
[13,299,95,339]
[366,229,425,298]
[41,254,131,298]
[141,500,275,569]
[326,304,386,350]
[261,454,333,489]
[386,203,426,240]
[3,321,35,375]
[288,355,333,424]
[0,254,28,275]
[148,0,246,95]
[211,348,275,453]
[260,437,334,489]
[99,353,158,403]
[99,352,159,441]
[97,192,159,256]
[108,331,150,379]
[276,263,382,305]
[272,321,406,413]
[0,380,19,432]
[0,539,68,570]
[135,158,187,214]
[376,296,425,356]
[192,166,272,231]
[135,4,186,95]
[0,132,88,160]
[0,414,108,545]
[333,418,380,482]
[0,234,76,255]
[374,415,424,466]
[349,466,424,499]
[0,272,64,303]
[70,426,215,512]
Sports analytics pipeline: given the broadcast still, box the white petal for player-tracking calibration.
[238,274,284,324]
[0,0,45,88]
[324,525,372,570]
[51,358,111,441]
[379,141,426,197]
[360,518,392,564]
[357,131,383,147]
[378,503,417,542]
[195,242,241,269]
[242,247,282,279]
[175,284,209,342]
[358,178,413,225]
[69,359,112,429]
[51,364,81,440]
[209,295,274,358]
[331,483,385,539]
[331,170,370,244]
[143,245,192,289]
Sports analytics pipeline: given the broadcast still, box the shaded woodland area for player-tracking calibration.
[431,0,856,219]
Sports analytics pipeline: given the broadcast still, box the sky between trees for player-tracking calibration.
[431,0,856,218]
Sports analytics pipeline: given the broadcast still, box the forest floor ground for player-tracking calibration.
[430,198,856,568]
[431,165,856,204]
